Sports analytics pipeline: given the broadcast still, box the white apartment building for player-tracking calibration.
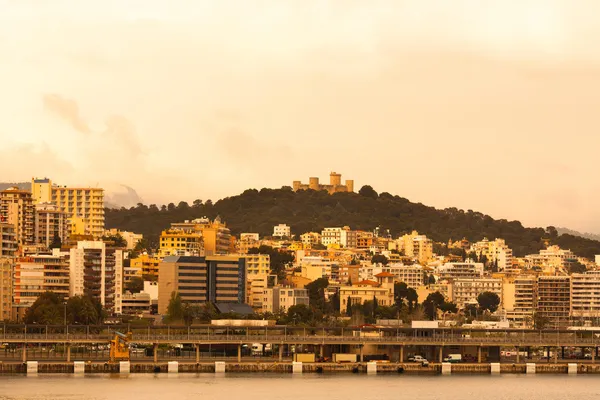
[261,287,309,313]
[273,224,291,238]
[470,238,514,272]
[571,272,600,320]
[452,278,503,309]
[525,245,577,271]
[436,262,484,280]
[69,241,123,314]
[320,227,357,248]
[504,276,535,328]
[359,262,424,288]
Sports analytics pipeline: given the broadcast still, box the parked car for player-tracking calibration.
[408,355,429,366]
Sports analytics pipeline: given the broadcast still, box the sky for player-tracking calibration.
[1,0,599,232]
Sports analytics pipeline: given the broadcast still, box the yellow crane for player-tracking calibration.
[109,331,132,363]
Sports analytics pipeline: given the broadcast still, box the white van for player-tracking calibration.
[444,354,462,363]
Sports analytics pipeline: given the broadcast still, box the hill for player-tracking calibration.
[104,186,600,259]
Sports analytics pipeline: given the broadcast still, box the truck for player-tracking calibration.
[333,353,357,363]
[444,354,462,363]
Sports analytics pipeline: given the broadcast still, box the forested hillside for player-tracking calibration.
[105,186,600,258]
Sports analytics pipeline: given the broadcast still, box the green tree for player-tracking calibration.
[371,254,389,265]
[66,295,101,324]
[305,277,329,313]
[165,292,184,323]
[358,185,378,199]
[102,233,127,248]
[427,274,436,285]
[534,314,550,330]
[477,291,501,313]
[406,288,419,312]
[24,292,65,324]
[286,304,314,325]
[49,233,62,249]
[247,245,294,281]
[438,301,458,314]
[423,292,445,320]
[569,261,586,274]
[126,276,144,294]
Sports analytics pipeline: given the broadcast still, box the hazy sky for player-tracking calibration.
[1,0,600,232]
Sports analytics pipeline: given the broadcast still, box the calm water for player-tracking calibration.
[0,374,599,400]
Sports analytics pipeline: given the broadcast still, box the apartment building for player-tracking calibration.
[392,264,425,288]
[121,292,152,316]
[300,256,338,281]
[0,257,12,321]
[243,254,270,309]
[436,262,484,280]
[158,229,204,257]
[504,276,535,328]
[50,187,104,239]
[273,224,291,238]
[452,278,502,309]
[339,273,395,313]
[129,254,161,278]
[300,232,321,248]
[34,202,69,248]
[13,253,70,318]
[261,287,309,313]
[470,238,514,272]
[0,223,17,257]
[69,241,123,314]
[398,231,433,264]
[570,272,600,321]
[536,275,570,328]
[170,217,232,255]
[238,233,260,254]
[525,246,577,271]
[0,187,34,245]
[158,255,246,314]
[356,231,374,249]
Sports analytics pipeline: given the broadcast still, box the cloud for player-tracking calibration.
[42,94,91,134]
[104,115,142,156]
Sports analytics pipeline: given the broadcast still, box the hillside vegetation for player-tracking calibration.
[105,186,600,258]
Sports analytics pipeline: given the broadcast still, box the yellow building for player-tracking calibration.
[339,273,395,313]
[159,229,203,257]
[130,254,161,278]
[397,231,433,264]
[32,179,105,239]
[170,217,233,255]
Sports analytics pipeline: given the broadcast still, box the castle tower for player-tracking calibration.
[309,177,320,190]
[330,172,342,186]
[345,180,354,192]
[292,181,301,192]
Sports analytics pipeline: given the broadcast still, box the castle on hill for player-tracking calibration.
[293,172,354,194]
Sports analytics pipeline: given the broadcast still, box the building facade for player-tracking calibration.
[46,182,104,238]
[0,257,13,321]
[536,275,571,328]
[69,241,123,315]
[570,272,600,321]
[0,223,17,257]
[273,224,291,238]
[13,253,70,318]
[436,262,484,280]
[261,287,309,313]
[158,255,247,314]
[451,278,503,309]
[0,187,34,245]
[34,202,69,248]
